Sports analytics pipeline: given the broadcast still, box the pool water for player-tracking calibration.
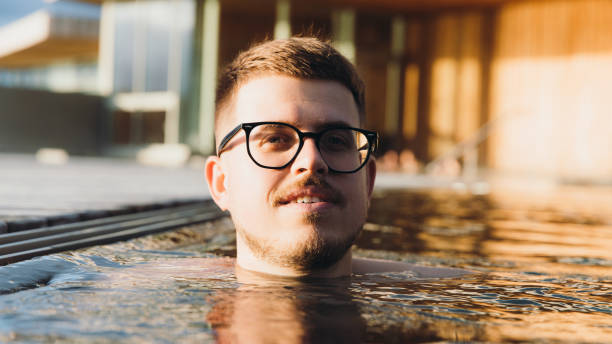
[1,185,611,343]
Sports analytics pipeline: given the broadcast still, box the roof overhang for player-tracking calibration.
[80,0,510,11]
[0,11,98,68]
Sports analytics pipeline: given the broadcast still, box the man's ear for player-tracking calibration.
[205,155,229,211]
[366,156,377,199]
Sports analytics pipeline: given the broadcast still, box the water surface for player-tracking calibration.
[1,186,611,343]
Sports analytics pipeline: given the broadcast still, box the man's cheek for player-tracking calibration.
[235,182,269,215]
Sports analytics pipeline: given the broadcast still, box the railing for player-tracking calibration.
[423,112,521,180]
[0,202,226,266]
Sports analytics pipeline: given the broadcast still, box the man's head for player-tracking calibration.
[205,37,377,277]
[214,37,365,136]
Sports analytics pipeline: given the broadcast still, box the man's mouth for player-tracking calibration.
[272,176,346,208]
[277,191,334,205]
[294,196,322,204]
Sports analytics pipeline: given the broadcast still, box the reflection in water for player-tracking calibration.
[0,187,611,342]
[358,186,612,342]
[364,187,612,277]
[207,272,366,343]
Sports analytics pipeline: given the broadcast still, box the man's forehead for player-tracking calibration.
[230,75,360,127]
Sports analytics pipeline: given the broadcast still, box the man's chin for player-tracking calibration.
[237,225,357,271]
[304,212,323,225]
[278,208,338,228]
[276,237,353,271]
[277,202,340,221]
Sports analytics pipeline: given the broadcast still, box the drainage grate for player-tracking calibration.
[0,201,226,266]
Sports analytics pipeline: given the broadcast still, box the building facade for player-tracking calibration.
[1,0,610,182]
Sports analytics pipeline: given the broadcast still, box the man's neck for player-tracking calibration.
[235,240,353,278]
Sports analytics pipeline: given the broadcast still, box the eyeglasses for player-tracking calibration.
[217,121,379,173]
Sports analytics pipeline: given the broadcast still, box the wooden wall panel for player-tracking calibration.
[488,0,612,181]
[428,14,460,157]
[401,20,421,142]
[456,13,483,143]
[426,12,484,160]
[356,14,390,138]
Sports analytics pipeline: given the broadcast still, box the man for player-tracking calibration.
[205,37,466,278]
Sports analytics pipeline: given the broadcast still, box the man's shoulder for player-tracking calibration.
[352,257,472,278]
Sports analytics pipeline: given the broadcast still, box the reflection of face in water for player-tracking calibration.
[206,269,365,343]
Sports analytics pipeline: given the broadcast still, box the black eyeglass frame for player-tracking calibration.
[217,121,379,173]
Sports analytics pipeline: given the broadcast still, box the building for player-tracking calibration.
[1,0,610,182]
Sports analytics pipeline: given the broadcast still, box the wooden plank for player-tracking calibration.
[488,0,612,181]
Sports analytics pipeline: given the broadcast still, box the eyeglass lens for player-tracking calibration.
[248,123,369,172]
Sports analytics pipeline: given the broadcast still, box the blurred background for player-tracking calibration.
[0,0,610,184]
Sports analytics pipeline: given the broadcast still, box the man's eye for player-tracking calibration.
[258,134,295,150]
[322,133,353,151]
[265,135,286,144]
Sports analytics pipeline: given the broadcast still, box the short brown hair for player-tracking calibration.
[215,37,365,135]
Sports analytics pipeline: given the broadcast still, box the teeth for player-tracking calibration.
[295,196,322,204]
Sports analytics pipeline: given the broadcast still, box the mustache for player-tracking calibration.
[272,175,346,206]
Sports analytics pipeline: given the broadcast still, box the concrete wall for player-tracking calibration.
[0,87,106,155]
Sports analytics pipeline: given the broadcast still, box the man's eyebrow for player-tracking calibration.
[314,121,354,130]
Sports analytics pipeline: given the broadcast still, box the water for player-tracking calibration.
[1,185,611,343]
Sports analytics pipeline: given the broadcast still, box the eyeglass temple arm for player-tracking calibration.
[357,134,379,152]
[217,125,243,156]
[368,133,379,152]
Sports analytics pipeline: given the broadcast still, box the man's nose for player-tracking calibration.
[290,137,328,175]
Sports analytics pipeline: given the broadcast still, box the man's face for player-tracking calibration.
[211,75,376,270]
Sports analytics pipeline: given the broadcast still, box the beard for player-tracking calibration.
[235,174,364,271]
[236,220,362,271]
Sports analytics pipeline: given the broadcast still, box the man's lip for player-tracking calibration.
[276,188,337,205]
